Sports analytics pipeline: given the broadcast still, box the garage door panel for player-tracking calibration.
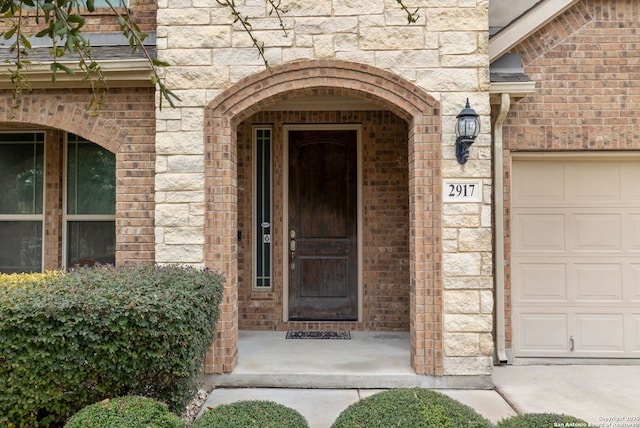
[575,264,623,301]
[631,215,640,251]
[573,214,621,251]
[513,163,565,204]
[576,314,625,353]
[623,164,640,201]
[517,313,568,352]
[572,163,622,203]
[516,263,567,301]
[630,315,640,353]
[512,157,640,359]
[632,265,640,301]
[514,214,565,252]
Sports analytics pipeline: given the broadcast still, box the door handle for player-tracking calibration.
[289,229,296,269]
[570,335,574,352]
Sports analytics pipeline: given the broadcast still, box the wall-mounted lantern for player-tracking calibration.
[455,99,480,164]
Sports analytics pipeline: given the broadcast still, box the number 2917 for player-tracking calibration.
[448,184,475,198]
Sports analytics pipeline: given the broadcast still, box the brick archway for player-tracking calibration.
[1,94,156,268]
[0,96,128,154]
[204,59,443,376]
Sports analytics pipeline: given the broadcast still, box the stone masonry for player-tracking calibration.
[155,0,493,377]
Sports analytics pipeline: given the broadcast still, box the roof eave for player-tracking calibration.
[0,59,154,90]
[489,0,580,62]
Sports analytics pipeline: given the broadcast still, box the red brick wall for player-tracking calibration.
[236,110,410,332]
[500,0,640,348]
[0,87,156,269]
[0,0,156,34]
[204,59,441,375]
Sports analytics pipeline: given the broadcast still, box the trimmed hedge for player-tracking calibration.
[0,265,224,427]
[193,401,309,428]
[497,413,589,427]
[332,388,493,428]
[64,396,185,428]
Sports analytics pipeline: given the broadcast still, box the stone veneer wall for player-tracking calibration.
[155,0,492,376]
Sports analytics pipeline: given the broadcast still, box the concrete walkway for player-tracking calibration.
[198,331,640,427]
[493,364,640,426]
[201,387,516,427]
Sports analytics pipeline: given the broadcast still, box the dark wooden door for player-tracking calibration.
[288,129,358,320]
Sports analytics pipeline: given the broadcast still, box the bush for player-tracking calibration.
[497,413,588,427]
[0,265,224,427]
[193,400,309,428]
[332,388,492,428]
[64,396,185,428]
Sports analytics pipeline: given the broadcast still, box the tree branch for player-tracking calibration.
[2,0,419,112]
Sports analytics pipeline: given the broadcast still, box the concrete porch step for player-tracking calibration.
[198,330,492,390]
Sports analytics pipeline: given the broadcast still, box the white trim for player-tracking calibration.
[510,151,640,161]
[0,60,153,89]
[282,124,363,322]
[489,82,537,103]
[489,0,580,62]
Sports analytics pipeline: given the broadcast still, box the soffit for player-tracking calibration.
[489,0,580,62]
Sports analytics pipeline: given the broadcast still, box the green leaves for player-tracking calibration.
[0,266,224,426]
[4,0,421,113]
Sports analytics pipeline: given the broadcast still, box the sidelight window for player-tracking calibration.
[253,126,272,289]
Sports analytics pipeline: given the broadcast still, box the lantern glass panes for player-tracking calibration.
[455,99,480,139]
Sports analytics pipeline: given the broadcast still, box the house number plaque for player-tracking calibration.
[442,179,483,203]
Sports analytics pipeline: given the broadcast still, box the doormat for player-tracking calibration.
[286,330,351,340]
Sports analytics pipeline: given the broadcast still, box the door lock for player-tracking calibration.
[289,229,296,270]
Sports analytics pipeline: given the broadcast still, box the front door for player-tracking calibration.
[287,129,358,320]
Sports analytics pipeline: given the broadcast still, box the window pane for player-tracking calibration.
[88,0,127,7]
[0,222,42,273]
[255,128,272,288]
[23,0,127,9]
[0,133,44,215]
[67,136,115,215]
[67,221,115,266]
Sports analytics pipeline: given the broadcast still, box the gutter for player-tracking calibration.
[493,92,510,364]
[0,59,154,90]
[489,81,536,364]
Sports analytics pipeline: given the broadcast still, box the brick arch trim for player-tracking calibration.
[0,97,128,154]
[203,59,443,375]
[208,59,439,122]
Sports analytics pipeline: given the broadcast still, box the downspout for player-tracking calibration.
[494,92,510,364]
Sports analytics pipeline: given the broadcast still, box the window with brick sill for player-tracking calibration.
[65,134,116,268]
[0,132,115,274]
[0,133,44,273]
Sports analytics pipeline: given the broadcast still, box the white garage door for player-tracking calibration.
[512,156,640,358]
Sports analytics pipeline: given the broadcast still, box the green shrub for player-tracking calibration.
[497,413,588,427]
[0,265,224,427]
[193,400,309,428]
[332,388,493,428]
[64,396,185,428]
